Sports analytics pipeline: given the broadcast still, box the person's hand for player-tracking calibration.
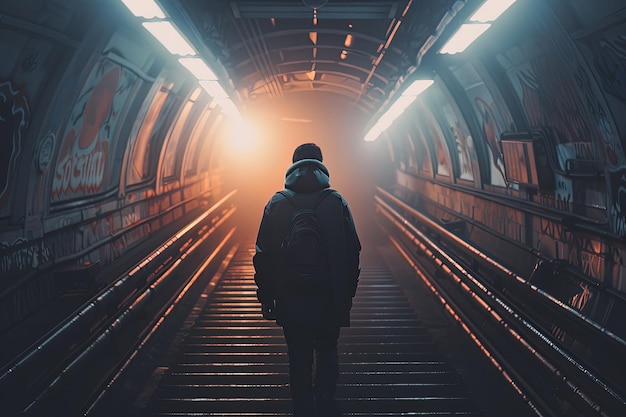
[261,301,276,320]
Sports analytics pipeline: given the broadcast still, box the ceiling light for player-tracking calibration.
[142,21,197,56]
[379,95,417,125]
[469,0,517,23]
[439,23,491,54]
[199,80,229,98]
[120,0,166,18]
[178,57,218,80]
[364,79,434,142]
[402,79,434,96]
[344,34,353,48]
[364,125,385,142]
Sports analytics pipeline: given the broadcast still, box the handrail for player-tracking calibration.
[26,221,237,416]
[84,234,240,416]
[0,190,237,415]
[0,184,220,304]
[375,188,626,415]
[377,186,626,350]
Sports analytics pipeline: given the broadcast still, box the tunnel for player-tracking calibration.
[1,0,626,416]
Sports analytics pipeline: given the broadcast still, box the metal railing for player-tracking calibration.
[0,190,239,416]
[375,186,626,417]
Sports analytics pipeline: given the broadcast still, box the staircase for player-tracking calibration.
[141,242,484,416]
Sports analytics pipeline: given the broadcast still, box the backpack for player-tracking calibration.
[278,189,333,288]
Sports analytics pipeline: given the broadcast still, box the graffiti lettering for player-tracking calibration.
[573,142,594,159]
[53,147,106,196]
[540,218,572,242]
[608,169,626,236]
[570,283,592,311]
[579,251,603,278]
[122,209,140,228]
[1,238,52,274]
[0,80,31,210]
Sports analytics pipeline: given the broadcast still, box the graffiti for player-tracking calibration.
[437,89,474,181]
[555,141,595,169]
[51,64,118,200]
[416,98,451,177]
[578,249,603,279]
[574,65,620,167]
[123,212,137,228]
[517,57,593,148]
[540,218,572,243]
[99,238,124,265]
[450,124,474,180]
[525,9,625,170]
[554,176,572,211]
[570,283,593,312]
[587,35,623,163]
[55,146,107,193]
[608,168,626,236]
[475,96,506,186]
[0,79,31,210]
[594,36,626,101]
[51,59,138,202]
[1,238,52,275]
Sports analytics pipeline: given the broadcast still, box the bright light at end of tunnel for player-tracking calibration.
[120,0,166,18]
[227,119,258,152]
[469,0,517,23]
[364,79,434,142]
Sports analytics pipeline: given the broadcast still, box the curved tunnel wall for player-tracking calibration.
[374,0,626,302]
[0,1,233,328]
[0,0,625,337]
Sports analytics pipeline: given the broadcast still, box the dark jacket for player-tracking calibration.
[253,159,361,327]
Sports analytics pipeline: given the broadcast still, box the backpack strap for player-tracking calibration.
[279,188,333,210]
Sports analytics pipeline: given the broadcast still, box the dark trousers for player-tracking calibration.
[283,326,341,417]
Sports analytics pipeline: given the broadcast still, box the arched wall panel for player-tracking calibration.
[380,0,626,299]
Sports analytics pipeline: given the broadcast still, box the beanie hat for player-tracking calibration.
[292,143,323,162]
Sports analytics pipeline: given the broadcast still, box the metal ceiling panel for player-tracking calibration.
[162,0,458,122]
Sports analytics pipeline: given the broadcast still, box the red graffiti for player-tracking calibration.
[54,137,108,196]
[52,64,121,201]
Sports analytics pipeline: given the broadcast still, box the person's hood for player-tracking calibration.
[284,159,330,193]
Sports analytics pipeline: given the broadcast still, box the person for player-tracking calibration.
[253,143,361,417]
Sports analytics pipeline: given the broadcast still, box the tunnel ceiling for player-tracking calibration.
[159,0,455,124]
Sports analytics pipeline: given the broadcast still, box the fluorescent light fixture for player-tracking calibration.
[403,79,435,96]
[364,79,434,142]
[439,23,491,54]
[469,0,517,23]
[199,80,229,98]
[178,57,218,80]
[380,95,416,125]
[120,0,166,18]
[364,125,385,142]
[142,21,197,56]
